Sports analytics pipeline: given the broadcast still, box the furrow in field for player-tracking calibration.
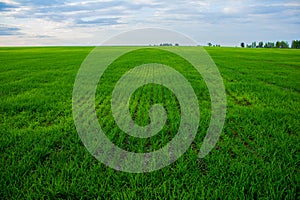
[226,89,252,107]
[222,66,300,93]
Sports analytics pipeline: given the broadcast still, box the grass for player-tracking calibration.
[1,46,299,199]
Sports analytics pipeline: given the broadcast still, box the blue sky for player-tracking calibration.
[0,0,299,46]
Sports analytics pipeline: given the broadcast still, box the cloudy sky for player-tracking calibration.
[0,0,299,46]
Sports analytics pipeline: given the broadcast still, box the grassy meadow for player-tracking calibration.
[1,46,299,199]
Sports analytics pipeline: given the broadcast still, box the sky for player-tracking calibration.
[0,0,299,46]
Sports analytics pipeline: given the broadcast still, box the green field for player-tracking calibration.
[1,46,299,199]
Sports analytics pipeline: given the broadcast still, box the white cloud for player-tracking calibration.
[0,0,19,5]
[0,0,299,46]
[222,7,240,14]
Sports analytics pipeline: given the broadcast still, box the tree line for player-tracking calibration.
[208,42,221,47]
[149,43,180,46]
[241,40,300,49]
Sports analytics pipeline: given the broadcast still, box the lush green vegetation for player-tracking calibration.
[1,46,299,199]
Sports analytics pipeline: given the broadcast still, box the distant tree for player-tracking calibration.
[258,41,264,48]
[246,44,251,48]
[175,43,179,46]
[241,42,245,48]
[264,42,275,48]
[251,42,257,48]
[283,41,289,48]
[264,42,269,48]
[208,42,212,47]
[275,41,281,48]
[276,41,289,48]
[291,40,300,49]
[160,43,173,46]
